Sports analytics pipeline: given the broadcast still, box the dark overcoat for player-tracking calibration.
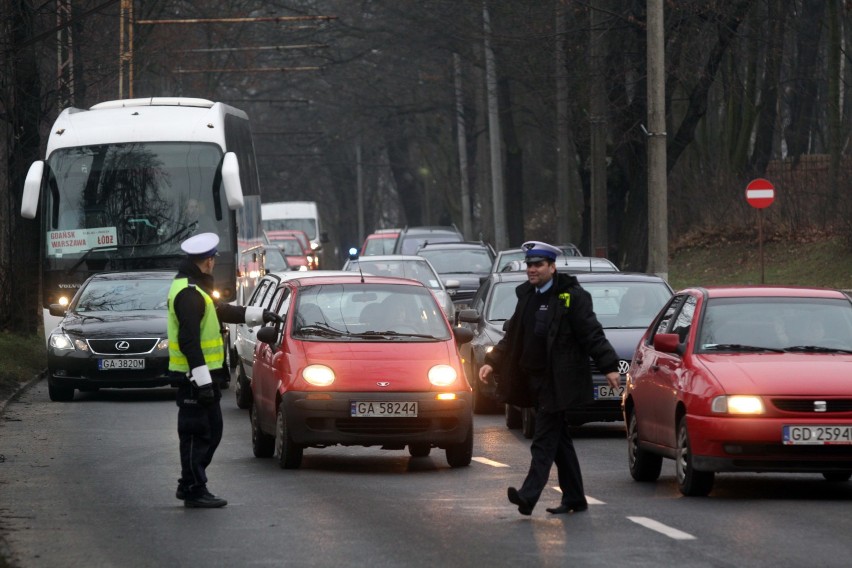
[484,272,619,411]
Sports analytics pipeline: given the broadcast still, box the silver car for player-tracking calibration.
[341,255,458,322]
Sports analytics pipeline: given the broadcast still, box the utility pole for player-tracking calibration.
[56,0,75,108]
[589,1,608,258]
[483,2,507,250]
[646,0,668,280]
[119,0,133,98]
[356,140,365,244]
[453,53,473,240]
[555,2,583,248]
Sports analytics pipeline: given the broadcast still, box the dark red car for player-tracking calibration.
[249,274,474,469]
[624,286,852,496]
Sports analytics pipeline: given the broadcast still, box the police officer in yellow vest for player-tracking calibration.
[168,233,282,508]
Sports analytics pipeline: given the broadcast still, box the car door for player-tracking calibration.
[632,294,687,446]
[236,276,277,379]
[653,294,697,448]
[252,284,291,428]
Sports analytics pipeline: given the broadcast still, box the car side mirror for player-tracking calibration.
[456,309,479,324]
[653,333,681,354]
[256,326,279,345]
[453,326,474,346]
[49,303,67,317]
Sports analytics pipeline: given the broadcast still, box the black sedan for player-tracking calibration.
[457,271,672,433]
[46,270,177,402]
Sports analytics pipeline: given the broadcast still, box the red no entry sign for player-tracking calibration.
[746,178,775,209]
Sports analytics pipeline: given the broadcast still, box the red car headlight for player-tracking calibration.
[428,364,457,387]
[302,364,335,387]
[711,395,765,415]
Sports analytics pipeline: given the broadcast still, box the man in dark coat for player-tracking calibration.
[480,241,620,515]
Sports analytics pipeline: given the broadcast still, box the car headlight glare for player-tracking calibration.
[49,333,74,351]
[711,395,765,414]
[74,339,89,352]
[428,364,457,387]
[156,339,169,351]
[302,364,335,387]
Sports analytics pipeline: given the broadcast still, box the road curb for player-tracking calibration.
[0,370,46,417]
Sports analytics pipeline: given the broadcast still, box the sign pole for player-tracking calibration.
[759,209,764,284]
[745,178,775,285]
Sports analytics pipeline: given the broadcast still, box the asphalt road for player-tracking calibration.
[1,379,851,567]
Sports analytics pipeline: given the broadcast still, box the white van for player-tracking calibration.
[261,201,327,261]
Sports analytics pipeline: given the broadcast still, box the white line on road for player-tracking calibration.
[627,516,696,540]
[551,487,604,504]
[472,456,510,467]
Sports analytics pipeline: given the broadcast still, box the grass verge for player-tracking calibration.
[0,331,46,405]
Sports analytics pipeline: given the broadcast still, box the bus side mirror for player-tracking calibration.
[21,161,44,219]
[221,152,244,210]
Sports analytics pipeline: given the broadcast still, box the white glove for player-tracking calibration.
[245,306,265,327]
[189,365,213,387]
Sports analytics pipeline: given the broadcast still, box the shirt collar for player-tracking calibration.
[536,279,554,295]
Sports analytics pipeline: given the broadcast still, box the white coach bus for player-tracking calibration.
[20,97,264,345]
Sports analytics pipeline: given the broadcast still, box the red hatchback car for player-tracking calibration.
[624,286,852,496]
[250,274,475,469]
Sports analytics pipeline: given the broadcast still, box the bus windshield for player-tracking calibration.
[44,142,232,259]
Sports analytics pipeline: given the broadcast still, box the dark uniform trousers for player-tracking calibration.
[517,375,585,508]
[174,374,223,496]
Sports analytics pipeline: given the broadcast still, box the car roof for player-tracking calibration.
[418,241,491,249]
[87,270,176,282]
[367,229,400,236]
[348,255,430,262]
[399,226,462,236]
[484,271,668,286]
[265,270,349,281]
[693,286,849,299]
[272,274,428,288]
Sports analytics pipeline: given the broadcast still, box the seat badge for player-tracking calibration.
[376,381,390,387]
[814,400,827,412]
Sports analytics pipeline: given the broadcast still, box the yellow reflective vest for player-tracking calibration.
[167,278,224,372]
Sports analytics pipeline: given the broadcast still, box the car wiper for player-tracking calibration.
[783,345,852,354]
[72,312,105,322]
[703,343,785,353]
[295,323,346,337]
[353,331,440,340]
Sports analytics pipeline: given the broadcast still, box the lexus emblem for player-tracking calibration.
[115,340,130,351]
[814,400,827,412]
[376,381,390,387]
[617,360,630,375]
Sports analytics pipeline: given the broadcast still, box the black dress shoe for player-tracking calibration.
[184,492,228,508]
[175,487,186,500]
[507,487,533,516]
[546,501,588,514]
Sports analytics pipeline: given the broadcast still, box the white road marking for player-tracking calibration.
[627,516,696,540]
[472,457,510,467]
[551,487,604,504]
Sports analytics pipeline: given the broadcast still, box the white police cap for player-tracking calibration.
[521,240,561,263]
[181,232,219,258]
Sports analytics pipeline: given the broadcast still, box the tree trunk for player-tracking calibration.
[783,0,826,162]
[2,0,43,332]
[749,0,786,174]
